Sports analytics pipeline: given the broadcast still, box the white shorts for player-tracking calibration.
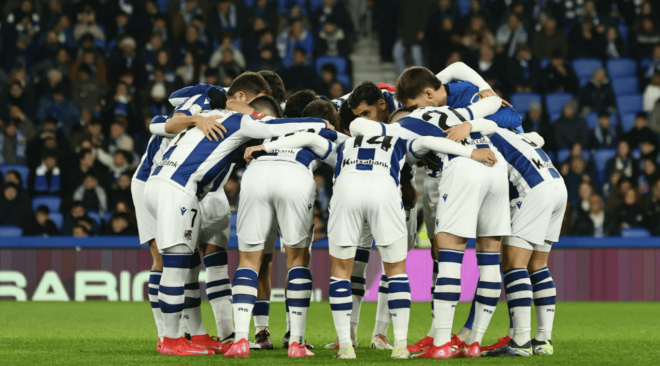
[505,181,568,248]
[435,156,511,238]
[422,176,441,238]
[199,191,231,249]
[503,236,552,252]
[328,173,408,263]
[144,179,200,252]
[131,179,156,245]
[237,161,315,252]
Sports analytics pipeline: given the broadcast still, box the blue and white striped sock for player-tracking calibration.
[287,266,313,344]
[232,267,258,342]
[504,268,533,345]
[253,300,270,333]
[148,270,164,338]
[433,249,464,346]
[388,274,411,343]
[350,248,370,333]
[467,251,502,345]
[373,271,390,337]
[329,277,352,348]
[204,251,233,339]
[426,260,439,337]
[530,267,556,341]
[182,251,206,336]
[159,252,191,339]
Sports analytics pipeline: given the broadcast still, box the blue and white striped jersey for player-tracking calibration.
[133,88,218,183]
[149,110,326,199]
[333,135,409,187]
[365,106,495,170]
[487,128,563,199]
[168,84,226,107]
[445,81,523,131]
[256,128,349,171]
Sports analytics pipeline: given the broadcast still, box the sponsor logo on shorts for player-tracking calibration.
[442,194,448,201]
[436,219,439,227]
[308,204,313,210]
[516,201,522,209]
[342,158,390,168]
[180,207,187,215]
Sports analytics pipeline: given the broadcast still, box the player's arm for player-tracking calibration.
[524,132,545,148]
[164,114,227,141]
[443,97,502,142]
[241,116,328,139]
[408,136,497,166]
[349,117,400,136]
[436,62,491,92]
[245,132,337,165]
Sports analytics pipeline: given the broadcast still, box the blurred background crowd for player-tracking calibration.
[1,0,660,239]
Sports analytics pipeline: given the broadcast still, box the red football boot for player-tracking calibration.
[407,336,433,353]
[159,337,213,356]
[450,334,466,358]
[481,335,511,352]
[224,338,250,358]
[412,341,453,359]
[462,342,482,358]
[212,335,234,347]
[191,334,230,354]
[288,342,315,358]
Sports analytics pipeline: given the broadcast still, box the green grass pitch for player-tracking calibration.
[1,302,659,365]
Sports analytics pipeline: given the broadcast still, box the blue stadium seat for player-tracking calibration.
[611,77,639,96]
[549,112,561,122]
[308,0,324,12]
[0,164,30,189]
[585,111,617,131]
[87,211,103,226]
[457,0,470,16]
[593,148,617,182]
[32,196,62,213]
[617,24,629,46]
[621,113,637,133]
[639,58,653,75]
[0,226,22,237]
[50,212,63,230]
[607,58,637,79]
[572,58,603,86]
[336,74,351,90]
[545,92,573,119]
[510,92,542,117]
[278,0,306,15]
[316,55,348,76]
[556,148,591,163]
[632,148,641,160]
[616,94,643,116]
[621,228,651,238]
[540,58,549,69]
[244,0,255,7]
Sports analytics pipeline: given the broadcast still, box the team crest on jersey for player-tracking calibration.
[251,110,266,120]
[184,230,193,241]
[189,104,202,115]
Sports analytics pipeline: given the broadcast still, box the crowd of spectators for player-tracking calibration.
[2,0,660,239]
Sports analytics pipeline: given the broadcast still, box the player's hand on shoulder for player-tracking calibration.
[479,89,512,107]
[445,122,472,142]
[244,145,266,164]
[471,148,497,167]
[194,115,227,141]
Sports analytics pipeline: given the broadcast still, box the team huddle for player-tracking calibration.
[131,62,566,359]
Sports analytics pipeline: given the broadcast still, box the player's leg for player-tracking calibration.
[147,240,164,349]
[529,250,555,355]
[253,252,273,350]
[348,229,372,349]
[328,247,357,358]
[182,251,206,339]
[379,237,411,359]
[482,240,534,357]
[284,245,314,357]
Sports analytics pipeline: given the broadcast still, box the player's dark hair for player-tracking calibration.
[249,95,283,118]
[284,90,317,118]
[347,81,384,109]
[338,101,357,133]
[395,66,442,104]
[303,100,339,128]
[258,70,286,105]
[226,71,272,99]
[388,106,416,123]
